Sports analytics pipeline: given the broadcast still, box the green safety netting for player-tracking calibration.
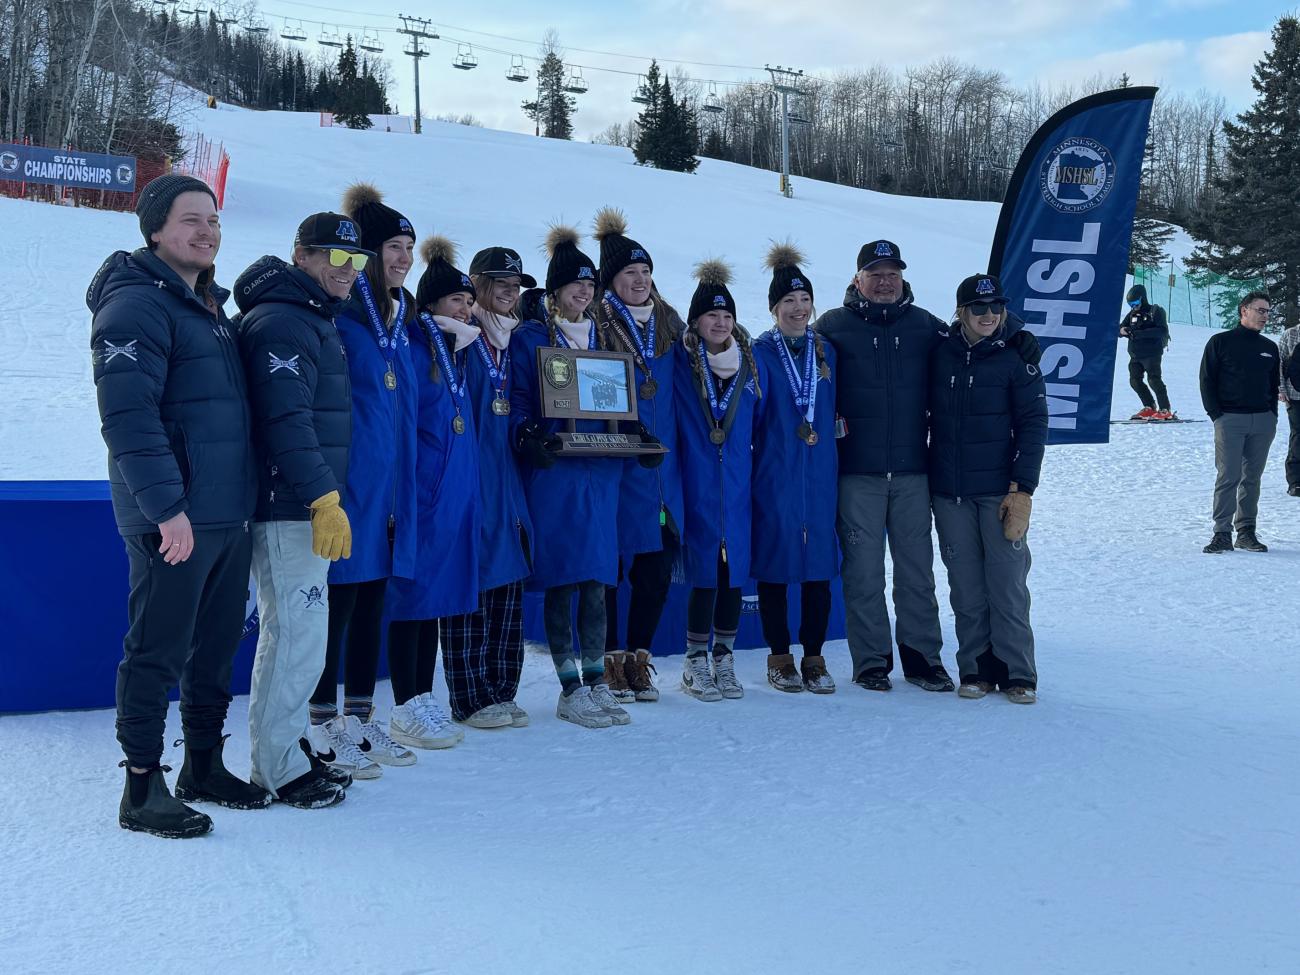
[1132,266,1267,328]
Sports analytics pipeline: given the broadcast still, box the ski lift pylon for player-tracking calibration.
[453,43,478,70]
[562,67,588,94]
[506,54,529,83]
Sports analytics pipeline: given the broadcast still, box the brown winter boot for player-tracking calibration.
[800,655,836,695]
[604,652,635,703]
[766,653,803,693]
[624,649,660,702]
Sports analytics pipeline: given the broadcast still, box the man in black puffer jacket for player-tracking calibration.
[90,174,266,839]
[1119,284,1172,419]
[234,212,366,810]
[816,240,1039,693]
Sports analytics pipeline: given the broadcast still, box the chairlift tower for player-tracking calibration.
[397,14,438,134]
[766,64,804,198]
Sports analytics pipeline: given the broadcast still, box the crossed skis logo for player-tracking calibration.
[269,352,301,375]
[101,339,138,364]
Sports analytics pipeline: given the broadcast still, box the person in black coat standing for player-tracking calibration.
[233,212,366,809]
[928,275,1047,704]
[1200,292,1280,553]
[1119,284,1172,419]
[89,174,267,838]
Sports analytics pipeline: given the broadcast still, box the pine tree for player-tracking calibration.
[523,45,575,140]
[633,63,700,173]
[1128,217,1175,273]
[1187,15,1300,325]
[333,37,373,129]
[632,62,664,166]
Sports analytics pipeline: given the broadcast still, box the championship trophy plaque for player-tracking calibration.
[537,347,668,457]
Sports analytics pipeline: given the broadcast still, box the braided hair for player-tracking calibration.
[685,259,762,400]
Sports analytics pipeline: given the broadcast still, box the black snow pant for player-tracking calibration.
[1286,401,1300,492]
[756,580,832,657]
[605,519,680,653]
[115,525,253,768]
[1128,355,1170,412]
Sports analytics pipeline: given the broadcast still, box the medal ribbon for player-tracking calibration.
[771,328,817,426]
[697,340,739,422]
[418,312,467,401]
[603,290,656,375]
[473,333,510,398]
[355,272,407,358]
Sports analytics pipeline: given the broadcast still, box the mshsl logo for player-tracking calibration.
[1039,137,1116,213]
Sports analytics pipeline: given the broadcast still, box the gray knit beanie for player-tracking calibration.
[136,174,218,244]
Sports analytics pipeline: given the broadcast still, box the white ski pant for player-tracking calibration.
[248,521,329,795]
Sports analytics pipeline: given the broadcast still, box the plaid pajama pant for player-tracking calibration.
[442,581,524,720]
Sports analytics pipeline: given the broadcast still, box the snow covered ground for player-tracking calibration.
[3,109,1299,974]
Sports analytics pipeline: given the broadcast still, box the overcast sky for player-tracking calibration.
[254,0,1282,137]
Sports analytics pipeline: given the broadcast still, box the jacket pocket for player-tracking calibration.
[170,426,192,493]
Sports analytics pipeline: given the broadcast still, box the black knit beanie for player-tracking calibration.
[342,182,416,256]
[593,207,653,288]
[544,225,598,294]
[687,259,736,323]
[136,174,218,244]
[764,241,813,310]
[416,236,476,310]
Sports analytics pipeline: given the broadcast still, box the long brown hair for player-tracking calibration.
[595,284,682,357]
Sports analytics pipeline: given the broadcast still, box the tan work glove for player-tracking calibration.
[310,490,352,561]
[999,483,1032,542]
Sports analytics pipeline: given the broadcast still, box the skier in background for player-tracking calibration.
[1119,284,1173,420]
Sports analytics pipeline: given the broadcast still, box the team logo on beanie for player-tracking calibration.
[712,294,727,308]
[578,266,595,280]
[790,277,804,289]
[399,218,414,234]
[460,274,472,287]
[976,278,996,296]
[630,248,648,262]
[336,220,360,243]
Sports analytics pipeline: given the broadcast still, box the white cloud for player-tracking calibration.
[1196,31,1269,105]
[1032,40,1189,90]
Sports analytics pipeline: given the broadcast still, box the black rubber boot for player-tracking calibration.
[174,736,272,810]
[118,763,213,839]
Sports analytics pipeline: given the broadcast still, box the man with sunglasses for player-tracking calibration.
[1119,284,1172,420]
[817,242,1040,694]
[90,174,264,838]
[230,212,371,808]
[1200,292,1280,553]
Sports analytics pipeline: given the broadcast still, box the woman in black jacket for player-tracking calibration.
[928,274,1048,704]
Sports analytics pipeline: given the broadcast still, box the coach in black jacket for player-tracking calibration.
[90,174,266,839]
[1199,291,1279,553]
[233,213,364,808]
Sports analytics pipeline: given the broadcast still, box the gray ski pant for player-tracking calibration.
[931,495,1036,688]
[248,521,329,795]
[1212,412,1277,533]
[836,473,943,679]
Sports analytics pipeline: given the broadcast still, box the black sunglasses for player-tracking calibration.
[967,301,1006,316]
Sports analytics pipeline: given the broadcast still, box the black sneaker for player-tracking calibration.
[1235,530,1268,553]
[277,768,347,810]
[854,669,892,692]
[119,763,213,839]
[1288,486,1300,497]
[1203,531,1233,554]
[905,666,955,692]
[299,738,352,788]
[174,736,272,810]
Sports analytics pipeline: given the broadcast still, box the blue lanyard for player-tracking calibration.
[473,334,509,393]
[355,273,406,355]
[418,313,466,399]
[697,340,739,421]
[604,290,655,363]
[771,328,816,424]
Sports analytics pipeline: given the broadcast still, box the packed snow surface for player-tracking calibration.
[2,109,1299,974]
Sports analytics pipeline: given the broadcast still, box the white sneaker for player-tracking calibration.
[390,694,463,749]
[459,703,514,729]
[712,653,744,699]
[356,719,417,766]
[309,716,382,780]
[556,686,613,728]
[589,683,631,725]
[501,700,530,728]
[682,654,722,702]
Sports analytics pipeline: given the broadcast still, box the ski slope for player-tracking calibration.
[2,108,1299,974]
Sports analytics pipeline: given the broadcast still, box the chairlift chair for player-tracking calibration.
[318,26,344,49]
[562,68,588,94]
[177,3,196,15]
[359,28,384,54]
[631,75,651,105]
[280,18,307,42]
[453,44,478,70]
[506,55,529,83]
[216,4,237,25]
[244,16,269,34]
[702,82,723,114]
[880,138,903,150]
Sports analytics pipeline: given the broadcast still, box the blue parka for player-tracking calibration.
[233,257,351,523]
[509,313,621,590]
[387,315,482,621]
[750,330,839,583]
[599,295,687,559]
[464,325,533,592]
[673,339,764,588]
[927,319,1048,500]
[88,248,255,536]
[327,283,419,585]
